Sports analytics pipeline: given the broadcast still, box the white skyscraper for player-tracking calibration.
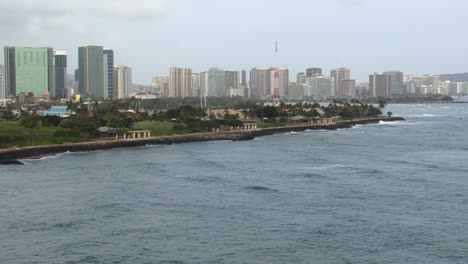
[114,65,132,99]
[305,76,335,98]
[168,67,192,98]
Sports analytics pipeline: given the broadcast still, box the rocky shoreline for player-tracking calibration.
[0,116,405,165]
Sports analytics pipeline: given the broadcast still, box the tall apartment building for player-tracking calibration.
[0,64,5,99]
[4,47,54,97]
[448,82,468,96]
[305,76,335,98]
[114,65,132,99]
[342,79,356,97]
[270,68,289,98]
[356,82,370,97]
[330,68,351,97]
[199,68,227,97]
[0,72,5,99]
[103,49,115,99]
[369,73,391,97]
[53,50,67,98]
[225,71,239,90]
[191,73,200,97]
[168,67,192,98]
[249,68,270,99]
[241,70,247,87]
[241,69,248,97]
[297,72,306,85]
[207,68,226,97]
[287,82,305,99]
[151,75,168,95]
[199,72,208,98]
[383,71,404,96]
[78,46,105,98]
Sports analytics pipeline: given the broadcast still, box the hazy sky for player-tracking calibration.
[0,0,467,84]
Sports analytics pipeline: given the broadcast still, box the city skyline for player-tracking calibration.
[0,0,468,84]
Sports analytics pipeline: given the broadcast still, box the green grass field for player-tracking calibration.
[135,121,176,136]
[0,121,80,148]
[135,121,199,136]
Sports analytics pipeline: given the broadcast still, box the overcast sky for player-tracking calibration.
[0,0,467,84]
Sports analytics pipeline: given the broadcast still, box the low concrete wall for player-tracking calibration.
[0,116,405,163]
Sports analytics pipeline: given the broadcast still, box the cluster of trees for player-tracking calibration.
[0,103,18,121]
[61,99,149,138]
[239,100,387,120]
[321,99,386,119]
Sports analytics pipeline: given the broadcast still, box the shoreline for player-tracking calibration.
[0,117,405,164]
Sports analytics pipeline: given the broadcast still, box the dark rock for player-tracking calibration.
[0,160,24,165]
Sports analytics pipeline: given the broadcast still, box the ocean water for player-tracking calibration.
[1,104,467,264]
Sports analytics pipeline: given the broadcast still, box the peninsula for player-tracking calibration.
[0,116,404,164]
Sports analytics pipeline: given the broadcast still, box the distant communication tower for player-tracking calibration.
[272,40,280,99]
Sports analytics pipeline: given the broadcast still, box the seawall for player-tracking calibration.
[0,116,404,163]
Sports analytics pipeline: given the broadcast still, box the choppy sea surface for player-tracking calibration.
[1,103,468,264]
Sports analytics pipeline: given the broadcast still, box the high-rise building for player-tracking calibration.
[207,68,225,97]
[168,67,192,98]
[199,71,208,98]
[383,71,404,96]
[191,73,200,97]
[342,79,356,97]
[241,70,247,87]
[270,68,289,98]
[357,82,370,97]
[114,65,132,99]
[225,71,239,90]
[249,68,270,99]
[4,47,15,97]
[4,47,54,97]
[0,72,5,99]
[297,72,306,84]
[330,68,351,97]
[0,64,4,99]
[305,76,335,98]
[369,73,391,97]
[306,68,322,77]
[103,49,115,99]
[53,50,67,98]
[151,75,168,95]
[78,46,105,98]
[448,82,468,96]
[241,70,248,98]
[287,82,305,99]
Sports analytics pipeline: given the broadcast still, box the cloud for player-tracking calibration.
[0,0,167,42]
[0,0,168,19]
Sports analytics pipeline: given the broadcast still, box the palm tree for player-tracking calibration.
[378,100,387,109]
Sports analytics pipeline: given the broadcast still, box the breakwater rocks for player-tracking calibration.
[0,116,404,163]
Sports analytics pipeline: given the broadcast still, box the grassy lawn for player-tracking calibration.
[0,121,80,148]
[135,121,214,136]
[135,121,178,136]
